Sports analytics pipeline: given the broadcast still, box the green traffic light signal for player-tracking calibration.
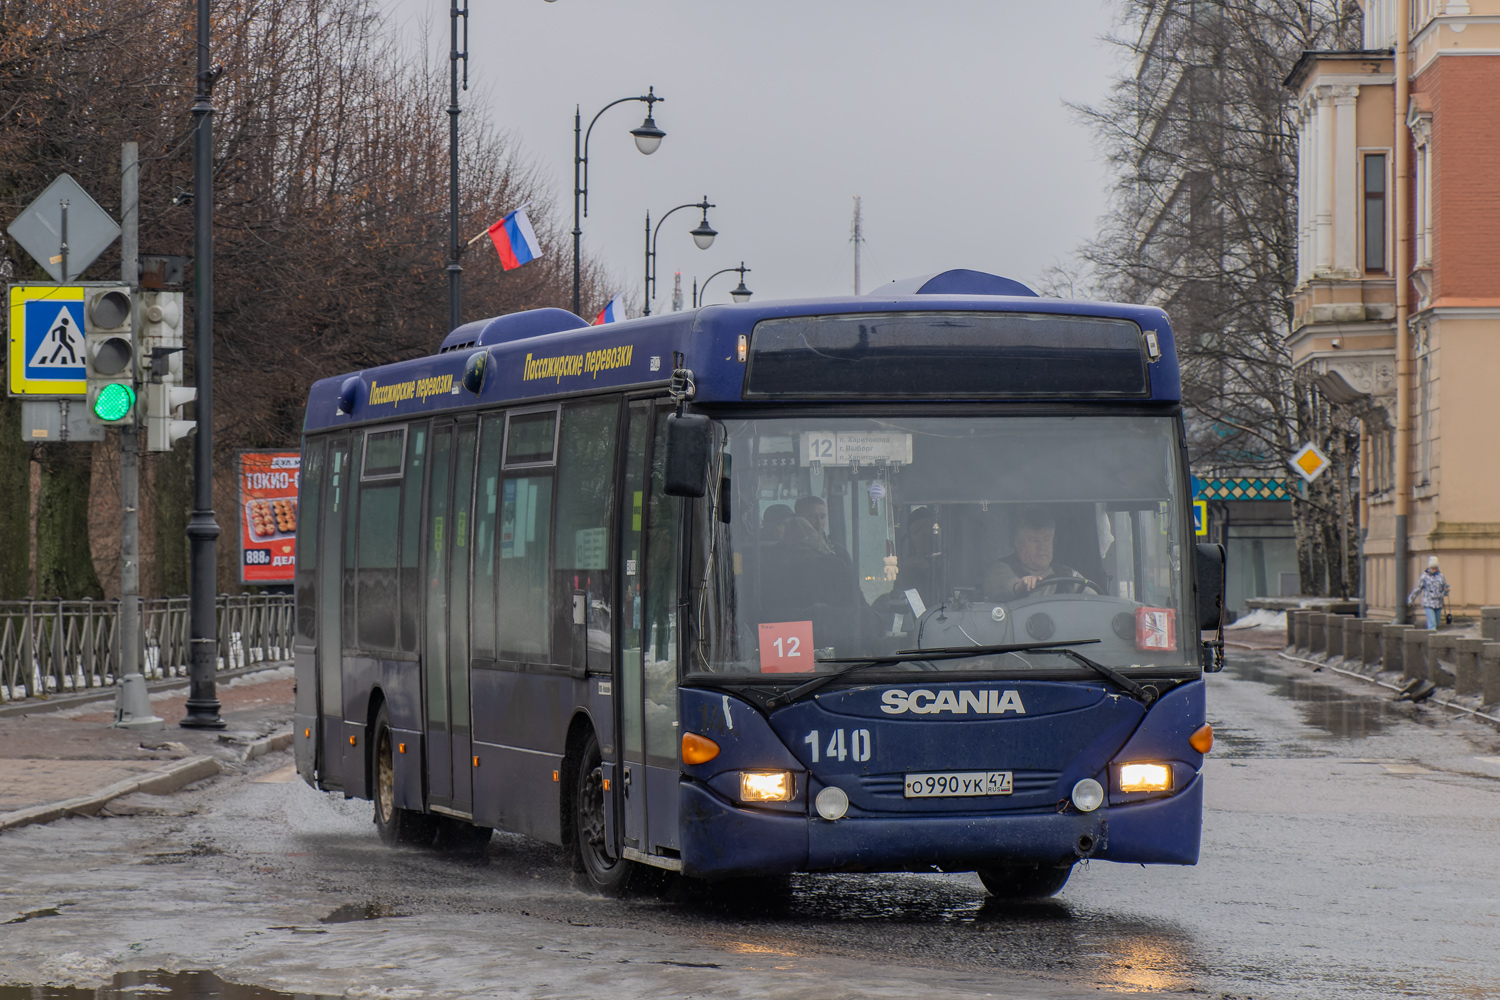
[93,382,136,422]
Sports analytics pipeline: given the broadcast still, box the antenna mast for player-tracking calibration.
[851,195,864,295]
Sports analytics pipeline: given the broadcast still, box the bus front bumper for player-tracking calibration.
[679,773,1202,879]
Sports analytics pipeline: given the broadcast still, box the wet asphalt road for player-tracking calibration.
[4,650,1500,999]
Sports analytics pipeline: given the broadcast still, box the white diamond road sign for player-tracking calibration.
[8,284,88,397]
[6,173,120,283]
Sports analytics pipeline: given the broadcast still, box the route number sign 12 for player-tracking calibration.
[759,620,815,673]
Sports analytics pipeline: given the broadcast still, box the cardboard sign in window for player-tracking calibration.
[759,620,815,673]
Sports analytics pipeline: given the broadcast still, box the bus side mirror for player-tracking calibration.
[663,412,711,497]
[1195,542,1226,630]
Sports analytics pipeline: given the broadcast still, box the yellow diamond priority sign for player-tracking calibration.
[1289,442,1330,483]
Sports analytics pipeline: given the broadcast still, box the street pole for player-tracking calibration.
[181,0,224,730]
[1392,0,1412,623]
[572,106,582,315]
[113,140,162,731]
[447,0,468,333]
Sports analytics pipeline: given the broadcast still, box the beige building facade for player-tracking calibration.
[1288,0,1500,618]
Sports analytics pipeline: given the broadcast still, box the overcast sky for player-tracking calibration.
[382,1,1121,315]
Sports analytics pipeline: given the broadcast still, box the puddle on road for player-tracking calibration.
[1227,658,1401,742]
[0,970,337,999]
[319,901,407,923]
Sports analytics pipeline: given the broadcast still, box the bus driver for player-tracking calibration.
[984,506,1093,599]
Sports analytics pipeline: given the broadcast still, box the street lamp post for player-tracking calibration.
[643,198,716,316]
[695,262,753,307]
[181,0,223,730]
[573,89,665,315]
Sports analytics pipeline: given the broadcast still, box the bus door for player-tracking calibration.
[423,419,478,815]
[447,419,478,814]
[317,434,351,788]
[617,402,682,860]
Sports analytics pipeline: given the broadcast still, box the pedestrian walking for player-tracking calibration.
[1408,556,1450,630]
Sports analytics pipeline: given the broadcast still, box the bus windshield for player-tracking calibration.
[691,414,1194,677]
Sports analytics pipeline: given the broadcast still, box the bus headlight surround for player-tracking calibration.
[815,785,849,821]
[1071,778,1105,812]
[739,770,793,803]
[1117,762,1172,793]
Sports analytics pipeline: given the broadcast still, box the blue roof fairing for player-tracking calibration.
[303,287,1180,433]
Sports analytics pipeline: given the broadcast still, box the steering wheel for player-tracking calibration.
[1024,575,1103,595]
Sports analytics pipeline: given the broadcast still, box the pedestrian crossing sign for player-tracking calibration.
[8,284,87,397]
[1193,500,1208,537]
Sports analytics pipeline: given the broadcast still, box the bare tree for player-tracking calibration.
[1071,0,1362,595]
[0,0,614,596]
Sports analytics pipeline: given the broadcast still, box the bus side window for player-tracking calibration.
[357,428,406,651]
[295,438,325,642]
[553,399,620,669]
[398,424,427,653]
[498,409,558,662]
[471,415,504,661]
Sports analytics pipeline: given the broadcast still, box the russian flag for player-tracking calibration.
[593,295,626,325]
[487,205,542,271]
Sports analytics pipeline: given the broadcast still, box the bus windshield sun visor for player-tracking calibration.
[743,311,1150,398]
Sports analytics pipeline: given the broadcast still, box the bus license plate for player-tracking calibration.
[904,771,1013,798]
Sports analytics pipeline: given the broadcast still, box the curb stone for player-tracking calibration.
[0,755,220,834]
[242,730,294,762]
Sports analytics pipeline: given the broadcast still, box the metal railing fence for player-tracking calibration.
[0,594,295,702]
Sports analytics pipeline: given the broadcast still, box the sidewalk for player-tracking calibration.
[0,665,296,833]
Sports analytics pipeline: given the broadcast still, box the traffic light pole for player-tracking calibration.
[181,0,224,730]
[112,140,162,730]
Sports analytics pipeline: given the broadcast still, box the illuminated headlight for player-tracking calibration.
[1071,778,1105,812]
[1117,763,1173,793]
[739,771,793,803]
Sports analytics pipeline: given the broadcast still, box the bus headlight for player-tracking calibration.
[1071,778,1105,812]
[1117,763,1172,793]
[739,771,793,802]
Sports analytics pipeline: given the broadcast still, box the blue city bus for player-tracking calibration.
[292,268,1225,897]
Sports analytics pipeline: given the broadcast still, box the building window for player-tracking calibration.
[1364,154,1387,273]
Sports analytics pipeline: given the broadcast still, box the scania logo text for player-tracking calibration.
[880,689,1026,715]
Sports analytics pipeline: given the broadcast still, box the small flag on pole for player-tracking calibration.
[593,295,626,325]
[486,205,541,271]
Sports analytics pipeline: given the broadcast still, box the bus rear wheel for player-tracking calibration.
[574,731,635,895]
[977,863,1073,899]
[373,705,437,847]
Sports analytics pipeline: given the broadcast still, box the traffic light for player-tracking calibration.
[139,290,196,451]
[84,286,136,425]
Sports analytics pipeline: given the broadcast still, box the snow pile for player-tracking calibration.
[1225,608,1286,631]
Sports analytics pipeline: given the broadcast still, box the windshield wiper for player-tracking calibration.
[764,639,1101,709]
[1028,645,1158,705]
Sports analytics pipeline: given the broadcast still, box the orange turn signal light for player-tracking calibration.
[398,743,406,754]
[349,735,357,746]
[303,728,311,738]
[681,732,721,765]
[602,778,611,792]
[1189,723,1214,754]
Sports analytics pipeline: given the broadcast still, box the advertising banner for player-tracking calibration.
[239,450,300,585]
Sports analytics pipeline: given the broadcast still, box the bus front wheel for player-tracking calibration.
[977,863,1073,899]
[574,731,635,895]
[373,705,437,847]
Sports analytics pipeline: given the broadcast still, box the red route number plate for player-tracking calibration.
[759,620,815,673]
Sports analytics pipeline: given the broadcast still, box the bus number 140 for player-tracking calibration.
[804,729,872,763]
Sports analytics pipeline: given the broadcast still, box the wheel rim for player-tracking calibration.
[577,763,615,872]
[376,728,396,823]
